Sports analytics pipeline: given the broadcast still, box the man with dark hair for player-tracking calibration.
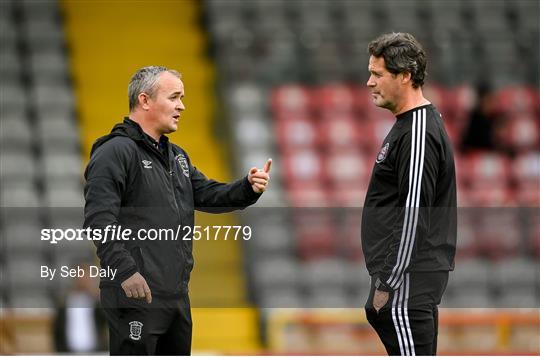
[84,66,271,355]
[361,33,457,355]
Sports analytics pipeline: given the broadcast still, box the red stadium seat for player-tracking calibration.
[341,211,364,261]
[513,151,540,184]
[513,151,540,205]
[324,150,371,186]
[493,86,538,116]
[456,210,481,258]
[526,211,540,259]
[281,148,324,185]
[330,185,368,208]
[467,186,516,206]
[286,183,330,207]
[317,113,361,150]
[271,85,312,116]
[293,210,337,259]
[476,210,521,259]
[275,114,318,150]
[464,152,511,187]
[313,84,355,115]
[462,152,515,206]
[499,114,540,152]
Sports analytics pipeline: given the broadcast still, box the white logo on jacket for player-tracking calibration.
[175,154,190,177]
[142,160,152,169]
[376,143,390,164]
[129,321,143,340]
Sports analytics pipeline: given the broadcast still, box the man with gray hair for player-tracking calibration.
[84,66,271,355]
[361,33,457,355]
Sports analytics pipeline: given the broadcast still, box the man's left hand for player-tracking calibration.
[373,289,389,312]
[248,158,272,193]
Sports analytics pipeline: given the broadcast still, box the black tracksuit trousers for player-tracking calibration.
[365,271,449,356]
[100,287,192,355]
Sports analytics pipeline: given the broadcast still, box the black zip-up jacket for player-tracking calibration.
[362,104,457,291]
[83,118,261,297]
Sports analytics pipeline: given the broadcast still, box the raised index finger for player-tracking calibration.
[263,158,272,173]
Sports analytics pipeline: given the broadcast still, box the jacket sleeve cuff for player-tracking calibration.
[242,175,262,200]
[117,265,138,284]
[375,276,394,292]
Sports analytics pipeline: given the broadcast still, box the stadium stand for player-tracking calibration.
[0,0,83,313]
[203,0,540,318]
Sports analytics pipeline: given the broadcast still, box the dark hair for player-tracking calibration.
[368,33,427,88]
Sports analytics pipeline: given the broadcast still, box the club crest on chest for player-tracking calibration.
[376,143,390,164]
[175,154,190,177]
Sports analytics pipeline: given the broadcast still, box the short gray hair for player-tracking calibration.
[128,66,182,111]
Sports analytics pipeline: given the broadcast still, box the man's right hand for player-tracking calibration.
[121,272,152,303]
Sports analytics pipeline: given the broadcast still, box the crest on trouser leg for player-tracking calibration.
[129,321,143,340]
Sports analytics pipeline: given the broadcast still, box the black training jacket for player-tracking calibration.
[361,104,457,291]
[83,118,260,297]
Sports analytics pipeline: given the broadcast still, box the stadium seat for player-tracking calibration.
[233,115,274,151]
[305,286,350,308]
[0,82,28,115]
[330,185,367,208]
[339,211,364,260]
[312,84,355,115]
[500,115,540,152]
[28,48,69,85]
[324,150,371,186]
[253,255,301,291]
[526,210,540,259]
[281,148,324,184]
[37,115,80,151]
[301,258,349,290]
[0,50,21,83]
[317,113,362,150]
[7,289,53,309]
[286,183,330,207]
[5,253,49,290]
[258,286,303,308]
[346,260,371,292]
[0,152,37,184]
[513,151,540,205]
[32,82,74,111]
[43,182,84,207]
[494,86,538,116]
[455,210,481,258]
[3,222,43,251]
[476,209,522,259]
[41,152,82,181]
[228,82,267,116]
[445,259,492,307]
[275,115,318,150]
[463,152,511,187]
[493,257,539,307]
[247,219,293,255]
[271,85,312,116]
[294,210,337,258]
[0,117,32,149]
